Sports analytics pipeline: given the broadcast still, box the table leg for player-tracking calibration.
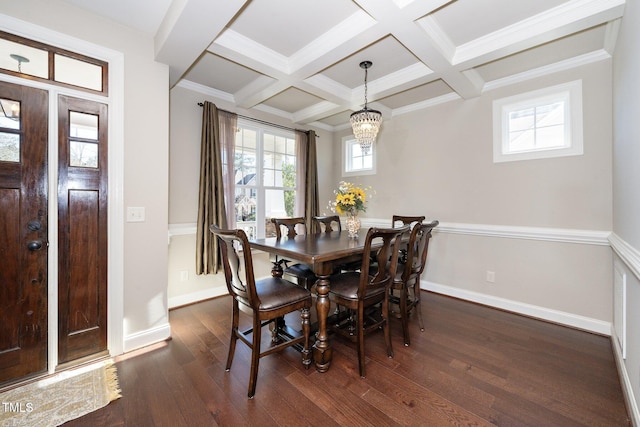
[270,256,286,341]
[313,274,332,372]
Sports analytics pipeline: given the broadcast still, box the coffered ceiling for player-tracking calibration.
[63,0,625,130]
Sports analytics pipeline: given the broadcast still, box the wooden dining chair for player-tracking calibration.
[391,215,426,264]
[272,217,317,290]
[392,215,426,228]
[390,220,439,346]
[210,225,312,398]
[312,215,342,233]
[328,225,409,378]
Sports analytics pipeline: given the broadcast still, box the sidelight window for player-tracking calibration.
[0,98,20,162]
[69,111,99,168]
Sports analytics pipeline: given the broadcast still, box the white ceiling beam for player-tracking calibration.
[155,0,249,88]
[452,0,626,68]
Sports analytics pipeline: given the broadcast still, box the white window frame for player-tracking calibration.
[493,80,583,163]
[235,120,298,239]
[342,136,376,177]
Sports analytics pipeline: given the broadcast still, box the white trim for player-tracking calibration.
[611,327,640,427]
[123,323,172,354]
[168,222,198,238]
[613,260,627,359]
[168,287,228,309]
[360,218,610,246]
[422,280,611,335]
[171,219,610,247]
[609,233,640,281]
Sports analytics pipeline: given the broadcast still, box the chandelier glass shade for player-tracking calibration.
[350,61,381,154]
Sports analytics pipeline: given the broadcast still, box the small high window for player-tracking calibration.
[343,137,375,176]
[493,80,583,163]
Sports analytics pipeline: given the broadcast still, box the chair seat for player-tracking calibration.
[329,271,385,301]
[236,277,312,311]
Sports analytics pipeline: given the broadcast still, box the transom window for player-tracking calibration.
[493,80,583,163]
[343,136,376,176]
[234,121,298,239]
[0,31,107,94]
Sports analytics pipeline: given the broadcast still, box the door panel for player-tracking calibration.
[57,95,108,364]
[0,81,49,383]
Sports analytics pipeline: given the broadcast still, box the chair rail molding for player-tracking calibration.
[171,220,611,246]
[361,218,611,246]
[609,232,640,280]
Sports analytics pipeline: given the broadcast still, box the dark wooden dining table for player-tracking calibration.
[249,229,371,372]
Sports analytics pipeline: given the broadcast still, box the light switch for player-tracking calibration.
[126,207,145,222]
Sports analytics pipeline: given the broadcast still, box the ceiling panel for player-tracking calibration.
[184,53,261,94]
[227,0,360,56]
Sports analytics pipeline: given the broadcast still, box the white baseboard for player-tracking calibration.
[123,322,172,353]
[422,280,612,335]
[612,328,640,426]
[168,287,229,309]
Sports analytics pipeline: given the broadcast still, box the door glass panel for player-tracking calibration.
[55,54,103,92]
[0,99,20,129]
[69,111,98,168]
[0,39,48,78]
[70,112,98,139]
[70,141,98,167]
[0,132,19,162]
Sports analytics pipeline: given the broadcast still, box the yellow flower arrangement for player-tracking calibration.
[329,181,373,215]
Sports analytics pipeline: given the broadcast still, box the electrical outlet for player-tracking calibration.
[486,270,495,283]
[180,270,189,282]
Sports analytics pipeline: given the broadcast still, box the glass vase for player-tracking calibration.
[345,212,361,238]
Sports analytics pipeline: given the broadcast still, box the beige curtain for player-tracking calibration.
[195,102,237,275]
[296,130,319,233]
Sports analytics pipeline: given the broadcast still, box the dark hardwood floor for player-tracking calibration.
[65,292,630,426]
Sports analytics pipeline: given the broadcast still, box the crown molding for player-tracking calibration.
[177,79,235,103]
[484,50,611,92]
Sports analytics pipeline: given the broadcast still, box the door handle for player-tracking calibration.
[27,240,43,251]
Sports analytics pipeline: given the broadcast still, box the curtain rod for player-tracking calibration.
[197,102,312,135]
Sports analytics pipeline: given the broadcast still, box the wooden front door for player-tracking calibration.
[57,95,108,364]
[0,81,49,383]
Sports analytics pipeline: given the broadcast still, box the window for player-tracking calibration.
[493,80,583,163]
[343,136,375,176]
[0,31,107,94]
[0,98,21,162]
[234,121,298,239]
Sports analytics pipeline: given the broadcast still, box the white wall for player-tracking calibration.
[612,0,640,422]
[334,59,613,331]
[0,0,171,353]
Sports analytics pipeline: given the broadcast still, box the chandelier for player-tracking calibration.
[350,61,382,154]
